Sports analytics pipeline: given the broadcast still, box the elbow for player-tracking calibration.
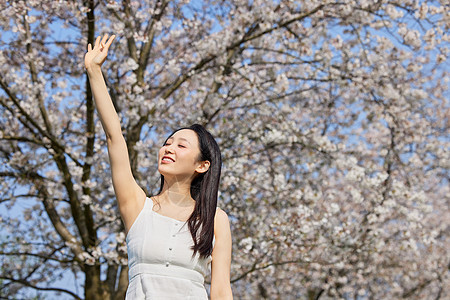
[106,131,125,144]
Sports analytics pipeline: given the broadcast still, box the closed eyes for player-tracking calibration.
[163,143,186,148]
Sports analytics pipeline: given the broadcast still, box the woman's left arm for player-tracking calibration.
[210,208,233,300]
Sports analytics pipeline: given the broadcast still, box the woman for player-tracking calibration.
[85,34,233,299]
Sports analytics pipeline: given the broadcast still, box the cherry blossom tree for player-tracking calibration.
[0,0,448,299]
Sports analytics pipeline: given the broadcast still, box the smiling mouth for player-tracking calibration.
[161,157,175,163]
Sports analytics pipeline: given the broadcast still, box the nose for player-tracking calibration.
[164,145,175,154]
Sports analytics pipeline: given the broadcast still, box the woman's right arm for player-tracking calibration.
[85,34,145,233]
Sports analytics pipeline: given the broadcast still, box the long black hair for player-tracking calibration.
[156,124,222,259]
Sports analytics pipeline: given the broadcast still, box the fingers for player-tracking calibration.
[88,34,116,51]
[94,35,101,49]
[101,34,109,48]
[105,35,116,48]
[91,34,115,51]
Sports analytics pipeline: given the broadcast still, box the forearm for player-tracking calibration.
[86,66,122,139]
[210,286,233,300]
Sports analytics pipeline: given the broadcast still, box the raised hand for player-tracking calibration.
[84,34,116,70]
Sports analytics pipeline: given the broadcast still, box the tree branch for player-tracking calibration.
[23,14,54,136]
[0,276,82,300]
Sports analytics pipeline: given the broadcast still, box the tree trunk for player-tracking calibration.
[85,265,108,300]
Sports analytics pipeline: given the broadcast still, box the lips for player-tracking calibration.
[161,156,175,163]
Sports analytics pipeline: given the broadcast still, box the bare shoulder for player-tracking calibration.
[215,207,229,222]
[214,207,231,235]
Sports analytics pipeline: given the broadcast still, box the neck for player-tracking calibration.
[158,175,195,207]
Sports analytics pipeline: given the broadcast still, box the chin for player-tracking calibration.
[157,166,170,177]
[158,166,178,178]
[158,167,195,181]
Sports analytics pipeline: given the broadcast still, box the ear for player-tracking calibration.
[195,160,210,174]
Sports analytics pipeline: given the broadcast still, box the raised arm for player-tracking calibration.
[84,34,145,234]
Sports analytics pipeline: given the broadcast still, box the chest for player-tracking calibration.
[127,210,201,269]
[152,206,193,223]
[151,199,194,222]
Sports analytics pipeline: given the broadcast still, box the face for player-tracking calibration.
[158,129,210,179]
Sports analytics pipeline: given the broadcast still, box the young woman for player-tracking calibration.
[85,34,233,299]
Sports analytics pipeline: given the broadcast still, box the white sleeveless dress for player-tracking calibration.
[125,197,215,299]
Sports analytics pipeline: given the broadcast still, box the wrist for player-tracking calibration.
[86,65,103,76]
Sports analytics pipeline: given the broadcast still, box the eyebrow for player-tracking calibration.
[167,136,191,145]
